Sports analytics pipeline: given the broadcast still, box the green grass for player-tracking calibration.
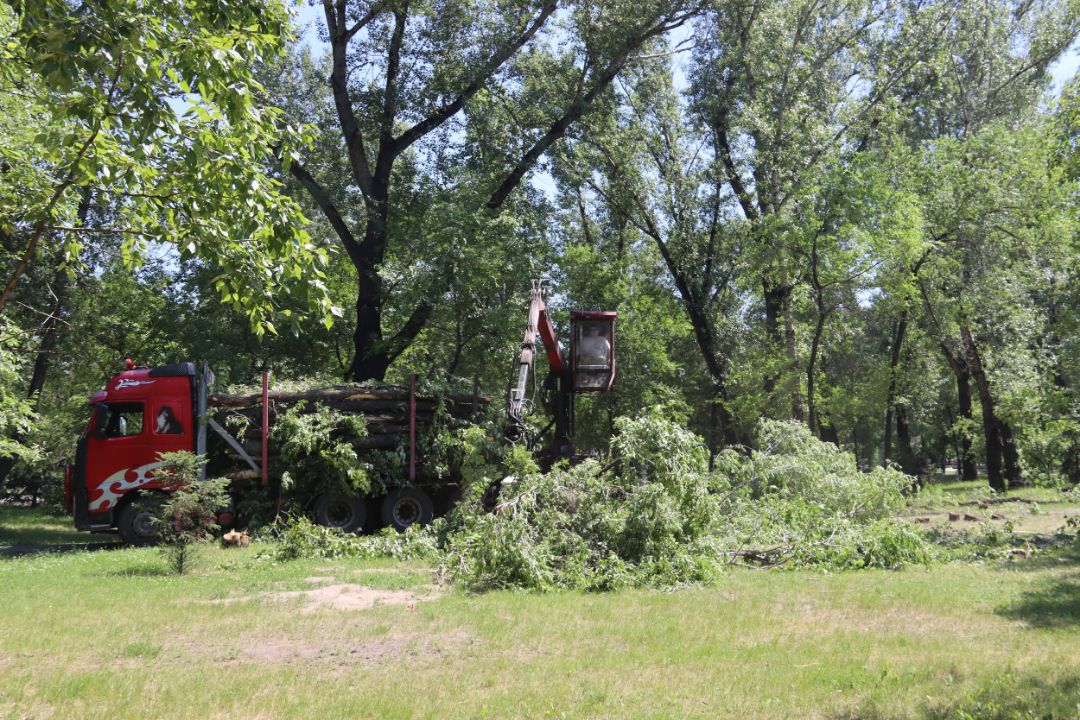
[0,505,103,547]
[1,503,1080,718]
[904,477,1080,539]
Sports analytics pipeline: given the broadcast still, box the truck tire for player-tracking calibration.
[117,493,164,547]
[381,488,434,532]
[313,493,366,534]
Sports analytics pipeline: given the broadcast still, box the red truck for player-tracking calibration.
[67,362,210,544]
[65,283,617,545]
[64,361,479,544]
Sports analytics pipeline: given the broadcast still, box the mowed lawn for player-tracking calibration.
[2,497,1080,719]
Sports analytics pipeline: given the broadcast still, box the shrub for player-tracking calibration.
[274,516,439,561]
[749,420,910,521]
[150,451,231,575]
[439,413,932,590]
[268,411,935,590]
[271,402,370,499]
[797,520,939,569]
[440,409,723,591]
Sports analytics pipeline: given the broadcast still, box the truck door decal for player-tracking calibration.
[88,461,165,511]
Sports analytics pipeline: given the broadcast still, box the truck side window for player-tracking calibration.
[104,403,144,438]
[154,406,183,434]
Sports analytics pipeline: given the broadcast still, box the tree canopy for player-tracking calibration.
[1,0,1078,493]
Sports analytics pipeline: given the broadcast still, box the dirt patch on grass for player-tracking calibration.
[268,583,440,613]
[207,582,442,613]
[304,575,335,584]
[180,628,470,671]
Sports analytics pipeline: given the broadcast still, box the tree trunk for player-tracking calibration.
[345,194,433,383]
[762,279,784,396]
[782,288,803,422]
[819,419,839,445]
[961,327,1006,492]
[955,369,978,481]
[895,402,919,476]
[26,263,69,410]
[998,418,1024,488]
[348,198,390,381]
[882,312,908,466]
[0,191,86,485]
[807,310,820,433]
[941,342,978,482]
[763,279,800,420]
[682,306,734,446]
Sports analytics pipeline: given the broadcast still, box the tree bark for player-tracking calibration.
[955,368,978,481]
[782,287,803,422]
[349,199,391,381]
[762,279,791,405]
[882,311,908,466]
[941,342,978,482]
[961,326,1007,492]
[805,314,823,435]
[818,419,839,445]
[894,402,919,476]
[998,417,1024,487]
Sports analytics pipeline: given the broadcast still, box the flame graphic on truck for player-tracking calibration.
[88,461,165,511]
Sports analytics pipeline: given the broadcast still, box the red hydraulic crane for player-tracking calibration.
[505,280,616,459]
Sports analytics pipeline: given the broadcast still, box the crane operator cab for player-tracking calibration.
[570,311,616,392]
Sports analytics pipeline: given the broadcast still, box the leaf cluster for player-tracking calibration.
[270,401,370,499]
[438,412,933,591]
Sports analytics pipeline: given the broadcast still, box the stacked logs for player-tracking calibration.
[207,384,488,461]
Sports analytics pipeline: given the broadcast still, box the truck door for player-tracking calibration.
[84,400,162,523]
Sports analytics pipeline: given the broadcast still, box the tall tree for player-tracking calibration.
[914,121,1074,490]
[291,0,705,381]
[0,0,333,329]
[689,0,954,420]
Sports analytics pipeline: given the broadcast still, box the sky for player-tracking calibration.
[1050,40,1080,93]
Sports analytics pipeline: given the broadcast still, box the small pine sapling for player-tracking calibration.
[150,451,231,575]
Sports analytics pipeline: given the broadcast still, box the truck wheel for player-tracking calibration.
[313,493,366,534]
[118,493,163,547]
[381,488,434,532]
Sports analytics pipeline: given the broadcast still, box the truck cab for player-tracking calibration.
[67,362,198,544]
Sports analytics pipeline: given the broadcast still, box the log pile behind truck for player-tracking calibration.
[205,381,488,532]
[209,384,487,453]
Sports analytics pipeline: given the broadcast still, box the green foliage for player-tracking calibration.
[271,402,369,498]
[274,516,438,562]
[0,0,337,330]
[797,520,938,570]
[150,451,230,575]
[0,318,37,462]
[748,420,911,521]
[439,413,932,591]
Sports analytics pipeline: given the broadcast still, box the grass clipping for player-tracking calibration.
[439,414,933,591]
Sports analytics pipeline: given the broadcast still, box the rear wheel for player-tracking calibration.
[117,493,164,546]
[313,493,366,534]
[381,488,434,532]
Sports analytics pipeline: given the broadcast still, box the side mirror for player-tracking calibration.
[91,404,108,440]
